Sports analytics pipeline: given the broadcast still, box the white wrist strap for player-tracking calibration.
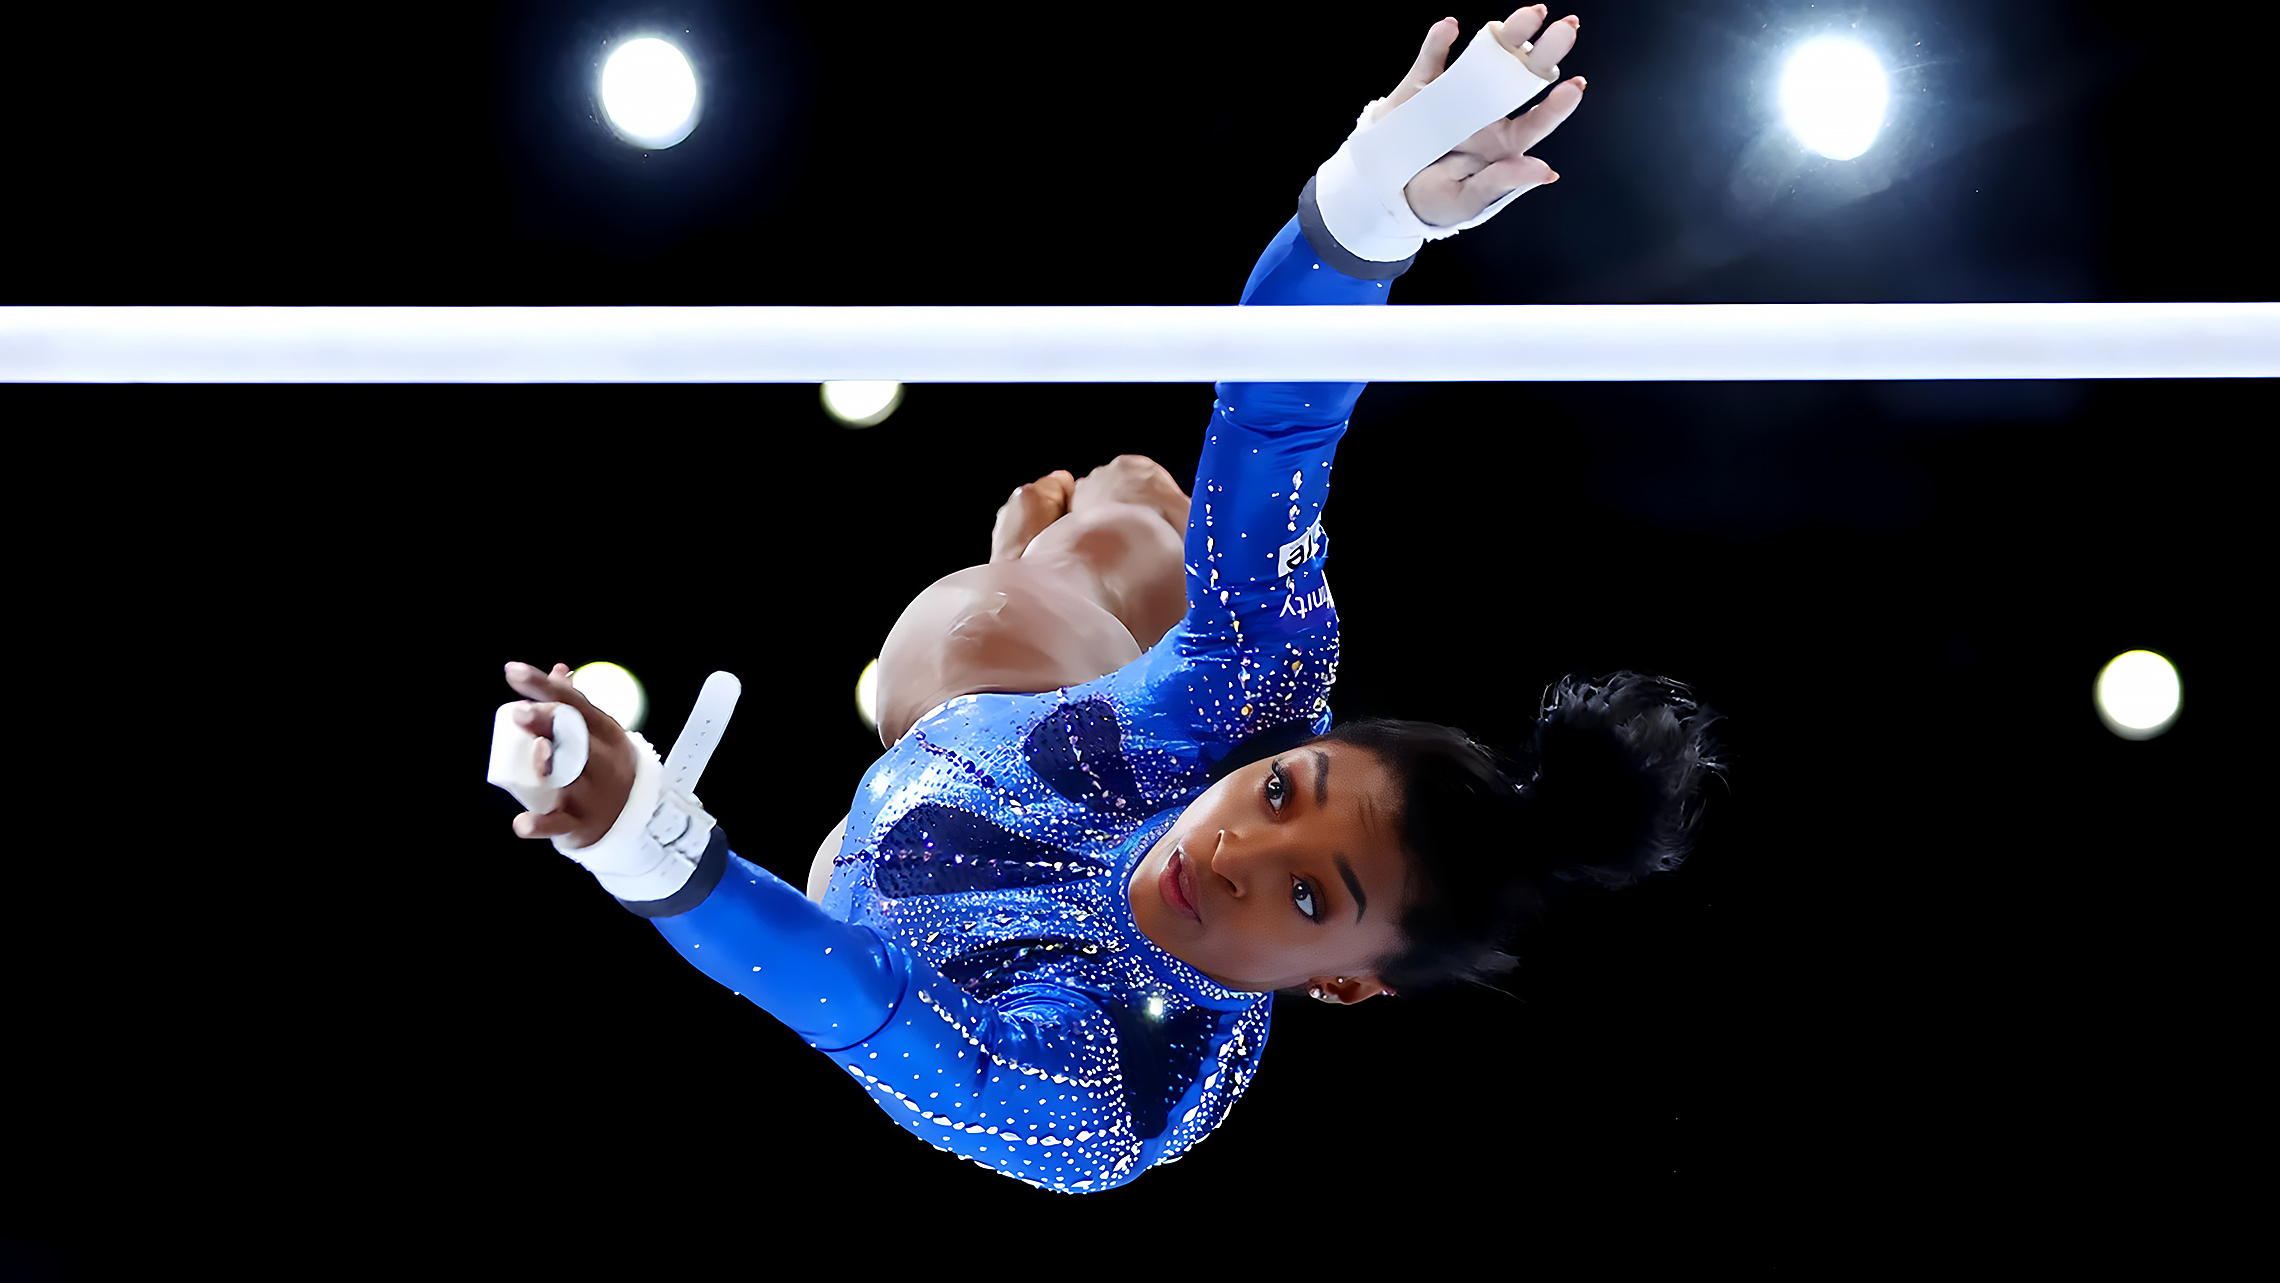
[1313,20,1556,264]
[557,670,741,902]
[484,671,741,902]
[553,728,709,903]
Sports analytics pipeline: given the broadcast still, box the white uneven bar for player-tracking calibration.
[2,304,2274,382]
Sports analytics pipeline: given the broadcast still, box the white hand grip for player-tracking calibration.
[662,671,740,796]
[1317,21,1555,261]
[487,702,590,815]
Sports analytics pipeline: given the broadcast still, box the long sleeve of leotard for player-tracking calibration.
[619,827,1173,1193]
[611,202,1408,1194]
[1106,204,1408,765]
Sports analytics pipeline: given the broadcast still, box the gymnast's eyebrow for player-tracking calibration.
[1336,854,1366,925]
[1310,750,1366,923]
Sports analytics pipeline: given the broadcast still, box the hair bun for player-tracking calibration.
[1305,677,1729,999]
[1515,671,1730,894]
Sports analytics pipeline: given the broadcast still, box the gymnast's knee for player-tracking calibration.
[1026,502,1180,583]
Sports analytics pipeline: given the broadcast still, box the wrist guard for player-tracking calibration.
[488,671,742,903]
[1312,20,1557,265]
[553,727,719,903]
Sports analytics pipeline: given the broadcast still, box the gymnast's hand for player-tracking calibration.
[502,660,637,850]
[1384,6,1586,228]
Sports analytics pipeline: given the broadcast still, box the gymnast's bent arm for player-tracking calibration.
[495,662,1171,1193]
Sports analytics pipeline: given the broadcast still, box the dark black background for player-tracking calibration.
[2,0,2263,1275]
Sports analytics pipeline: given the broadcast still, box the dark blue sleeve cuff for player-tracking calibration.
[1296,174,1419,282]
[613,825,733,919]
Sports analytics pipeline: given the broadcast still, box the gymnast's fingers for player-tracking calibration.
[1405,17,1457,87]
[1465,155,1559,219]
[513,807,579,839]
[1378,17,1460,120]
[1503,76,1586,155]
[1493,5,1549,54]
[505,661,591,724]
[508,699,556,736]
[1527,16,1576,83]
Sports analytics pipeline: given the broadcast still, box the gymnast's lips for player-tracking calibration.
[1161,843,1201,922]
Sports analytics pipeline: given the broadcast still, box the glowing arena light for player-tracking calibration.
[1780,38,1889,161]
[4,305,2274,382]
[2094,650,2182,741]
[598,37,699,149]
[854,658,881,733]
[823,380,905,428]
[570,660,648,734]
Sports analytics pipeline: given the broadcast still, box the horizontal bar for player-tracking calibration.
[2,304,2273,382]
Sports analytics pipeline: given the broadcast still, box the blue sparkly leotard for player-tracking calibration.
[614,187,1412,1193]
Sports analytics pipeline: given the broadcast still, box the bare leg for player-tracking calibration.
[1068,454,1191,536]
[871,457,1193,748]
[1018,455,1190,651]
[989,470,1077,565]
[1018,506,1185,653]
[831,459,1196,900]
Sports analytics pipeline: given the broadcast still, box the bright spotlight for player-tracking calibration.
[1779,37,1889,161]
[823,380,905,428]
[855,658,881,732]
[571,660,649,733]
[2094,650,2181,741]
[599,37,700,149]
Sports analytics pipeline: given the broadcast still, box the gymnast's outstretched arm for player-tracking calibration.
[1099,9,1583,768]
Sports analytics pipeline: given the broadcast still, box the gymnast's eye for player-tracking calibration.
[1263,761,1288,813]
[1293,877,1321,923]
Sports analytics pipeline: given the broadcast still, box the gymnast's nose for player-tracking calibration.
[1202,828,1260,899]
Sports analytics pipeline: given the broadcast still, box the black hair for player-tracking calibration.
[1311,670,1731,1000]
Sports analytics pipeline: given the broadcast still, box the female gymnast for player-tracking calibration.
[495,6,1727,1193]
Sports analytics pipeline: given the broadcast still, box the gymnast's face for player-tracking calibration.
[1129,740,1411,1000]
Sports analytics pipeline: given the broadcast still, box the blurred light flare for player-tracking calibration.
[2094,650,2182,741]
[1694,19,1932,274]
[855,658,880,732]
[571,660,648,734]
[823,381,905,428]
[598,36,699,148]
[1779,36,1890,160]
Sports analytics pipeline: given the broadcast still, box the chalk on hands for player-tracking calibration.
[487,700,591,817]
